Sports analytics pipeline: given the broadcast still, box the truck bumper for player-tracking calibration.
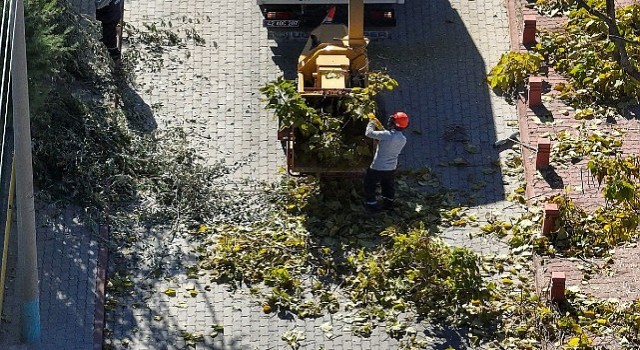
[260,4,397,28]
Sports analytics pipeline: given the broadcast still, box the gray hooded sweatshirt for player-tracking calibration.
[95,0,111,9]
[365,121,406,171]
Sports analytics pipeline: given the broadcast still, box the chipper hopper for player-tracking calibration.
[281,0,375,177]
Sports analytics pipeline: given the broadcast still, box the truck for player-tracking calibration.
[257,0,404,28]
[272,0,389,177]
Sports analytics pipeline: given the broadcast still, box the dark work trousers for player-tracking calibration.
[100,20,119,50]
[96,1,122,56]
[364,168,396,204]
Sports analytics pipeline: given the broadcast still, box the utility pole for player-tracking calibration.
[12,0,41,344]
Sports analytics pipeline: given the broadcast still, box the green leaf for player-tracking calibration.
[566,337,581,346]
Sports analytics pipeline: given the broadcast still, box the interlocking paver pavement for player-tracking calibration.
[92,0,523,349]
[11,0,640,347]
[0,203,98,350]
[369,1,523,238]
[2,0,528,349]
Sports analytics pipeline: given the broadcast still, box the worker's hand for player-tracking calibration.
[368,113,384,130]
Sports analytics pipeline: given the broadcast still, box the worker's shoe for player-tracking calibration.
[107,47,121,62]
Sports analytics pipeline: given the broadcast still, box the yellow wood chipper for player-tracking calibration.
[280,0,378,177]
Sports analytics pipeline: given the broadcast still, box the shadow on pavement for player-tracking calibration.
[115,73,158,133]
[368,0,509,206]
[0,203,97,350]
[268,32,306,80]
[261,0,516,346]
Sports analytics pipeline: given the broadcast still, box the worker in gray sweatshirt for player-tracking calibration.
[95,0,122,60]
[363,112,409,211]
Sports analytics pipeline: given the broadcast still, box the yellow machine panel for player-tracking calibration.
[297,0,369,96]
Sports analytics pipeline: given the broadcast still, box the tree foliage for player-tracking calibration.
[487,51,543,96]
[22,0,77,113]
[536,2,640,107]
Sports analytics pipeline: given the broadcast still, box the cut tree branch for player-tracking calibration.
[574,0,640,82]
[609,35,640,47]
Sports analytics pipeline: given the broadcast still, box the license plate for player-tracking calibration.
[268,30,391,41]
[263,19,300,27]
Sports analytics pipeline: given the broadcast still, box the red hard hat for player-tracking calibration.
[392,112,409,128]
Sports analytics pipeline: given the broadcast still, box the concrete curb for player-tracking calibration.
[92,215,109,350]
[505,2,553,348]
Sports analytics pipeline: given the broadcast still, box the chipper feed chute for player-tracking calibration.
[297,0,369,95]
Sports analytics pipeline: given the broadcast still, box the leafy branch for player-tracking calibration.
[260,72,398,166]
[574,0,640,82]
[487,51,543,98]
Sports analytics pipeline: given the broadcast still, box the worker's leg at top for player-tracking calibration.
[363,168,381,208]
[96,0,123,60]
[101,20,121,59]
[379,170,396,210]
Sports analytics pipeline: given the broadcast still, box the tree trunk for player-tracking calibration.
[606,0,620,61]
